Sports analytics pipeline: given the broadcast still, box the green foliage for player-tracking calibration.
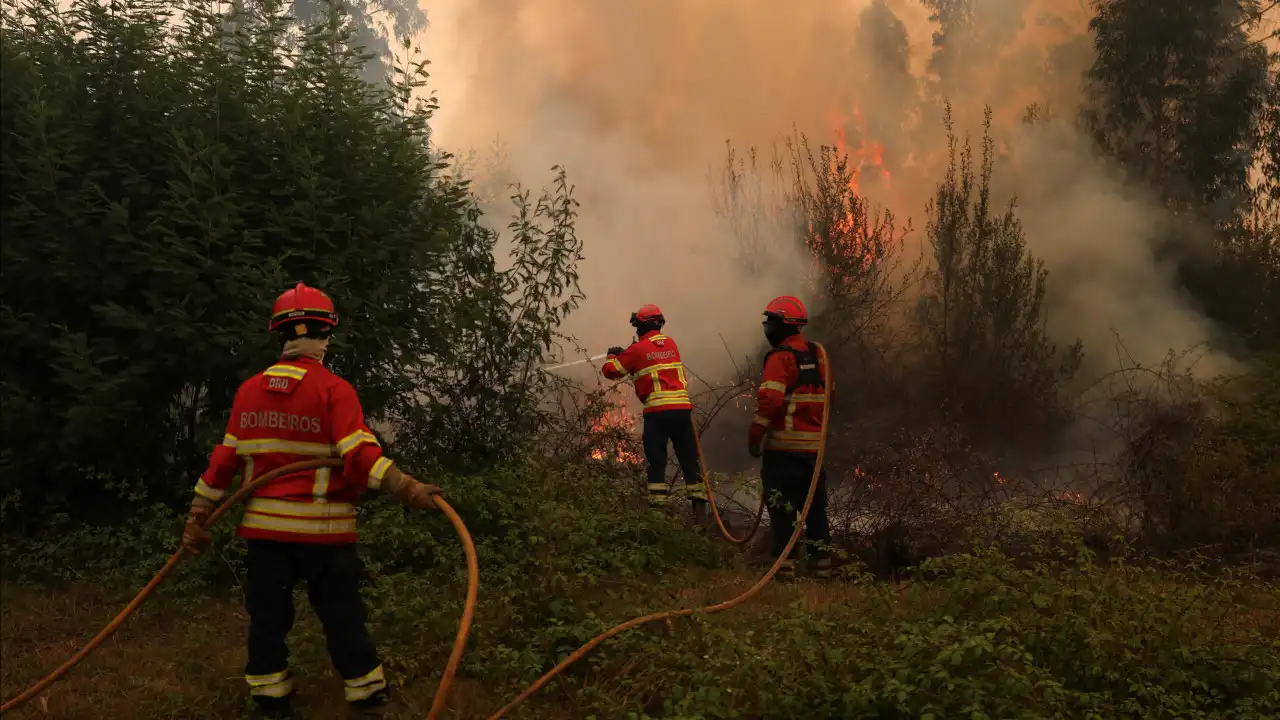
[528,540,1279,718]
[917,103,1083,445]
[288,0,428,84]
[1084,0,1271,220]
[0,0,582,529]
[1125,356,1280,553]
[7,464,1276,719]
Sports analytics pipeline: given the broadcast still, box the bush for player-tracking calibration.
[7,464,1275,719]
[0,0,582,530]
[917,103,1083,450]
[483,536,1279,718]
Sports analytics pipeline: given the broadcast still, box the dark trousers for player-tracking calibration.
[244,539,384,706]
[641,408,706,502]
[761,451,831,559]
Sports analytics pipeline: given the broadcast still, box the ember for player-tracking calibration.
[590,385,642,464]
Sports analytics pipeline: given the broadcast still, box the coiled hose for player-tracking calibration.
[486,341,833,719]
[0,458,480,720]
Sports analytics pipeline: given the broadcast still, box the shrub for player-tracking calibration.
[0,0,582,530]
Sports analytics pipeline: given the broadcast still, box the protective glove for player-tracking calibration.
[404,477,445,511]
[607,346,625,357]
[182,496,216,555]
[383,465,444,510]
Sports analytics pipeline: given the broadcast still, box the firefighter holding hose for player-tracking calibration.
[748,296,833,581]
[181,282,443,719]
[601,304,710,525]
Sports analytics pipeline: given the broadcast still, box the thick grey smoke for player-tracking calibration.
[422,0,1235,386]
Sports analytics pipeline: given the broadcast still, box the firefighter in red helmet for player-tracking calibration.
[748,296,833,581]
[601,304,710,524]
[181,282,443,719]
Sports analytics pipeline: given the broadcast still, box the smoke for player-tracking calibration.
[421,0,1233,385]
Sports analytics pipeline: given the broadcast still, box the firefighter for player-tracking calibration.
[748,296,833,581]
[601,304,709,524]
[181,282,443,719]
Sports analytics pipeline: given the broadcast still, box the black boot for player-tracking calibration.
[690,499,710,530]
[252,693,297,720]
[347,688,392,719]
[773,556,797,583]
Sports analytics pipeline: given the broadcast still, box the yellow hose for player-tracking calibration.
[486,341,833,719]
[0,458,480,720]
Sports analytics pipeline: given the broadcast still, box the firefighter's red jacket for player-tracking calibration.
[749,334,828,453]
[193,356,394,544]
[601,330,693,414]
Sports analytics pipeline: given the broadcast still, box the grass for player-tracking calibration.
[3,462,1279,719]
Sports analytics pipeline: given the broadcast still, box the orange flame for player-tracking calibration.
[590,386,642,464]
[805,104,895,279]
[831,105,892,201]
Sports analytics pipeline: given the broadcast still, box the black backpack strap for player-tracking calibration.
[790,343,824,389]
[762,345,824,391]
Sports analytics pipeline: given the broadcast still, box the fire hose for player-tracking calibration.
[485,341,832,719]
[0,458,480,720]
[695,430,766,546]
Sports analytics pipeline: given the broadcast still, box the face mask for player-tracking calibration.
[763,320,788,348]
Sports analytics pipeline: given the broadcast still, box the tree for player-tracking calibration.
[289,0,428,85]
[0,0,581,530]
[916,103,1082,445]
[1083,0,1271,222]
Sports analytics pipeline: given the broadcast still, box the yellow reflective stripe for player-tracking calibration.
[646,396,691,408]
[646,482,669,494]
[245,498,356,517]
[368,456,393,490]
[194,478,225,501]
[759,381,787,393]
[221,433,238,448]
[246,670,289,685]
[336,429,379,456]
[312,466,331,502]
[684,483,707,500]
[645,362,684,373]
[768,430,822,442]
[241,512,358,536]
[785,399,796,431]
[264,364,308,380]
[764,434,821,450]
[605,358,626,374]
[245,670,294,698]
[236,438,337,457]
[343,664,387,702]
[752,414,771,427]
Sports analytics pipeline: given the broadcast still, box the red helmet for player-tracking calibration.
[269,282,339,332]
[629,304,664,327]
[763,296,808,325]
